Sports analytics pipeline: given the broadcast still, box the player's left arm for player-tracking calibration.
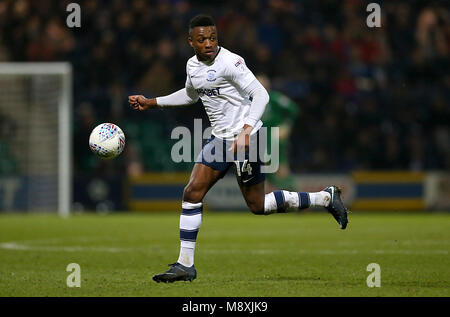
[227,57,269,152]
[242,79,269,130]
[230,79,269,152]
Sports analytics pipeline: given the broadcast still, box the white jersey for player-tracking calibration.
[185,47,263,139]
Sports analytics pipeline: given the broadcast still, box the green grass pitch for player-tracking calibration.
[0,211,449,297]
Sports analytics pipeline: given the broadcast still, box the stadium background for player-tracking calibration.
[0,0,449,300]
[0,0,448,213]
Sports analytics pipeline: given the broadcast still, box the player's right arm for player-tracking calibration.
[128,86,199,111]
[128,94,157,110]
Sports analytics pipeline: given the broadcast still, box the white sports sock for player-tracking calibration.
[177,201,202,267]
[309,191,331,207]
[264,190,299,214]
[178,242,195,267]
[264,190,331,214]
[264,192,278,214]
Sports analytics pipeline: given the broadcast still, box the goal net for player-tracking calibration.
[0,63,72,216]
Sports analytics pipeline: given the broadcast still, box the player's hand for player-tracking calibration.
[229,124,253,153]
[128,95,156,110]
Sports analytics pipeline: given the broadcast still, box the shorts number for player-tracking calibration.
[235,160,252,177]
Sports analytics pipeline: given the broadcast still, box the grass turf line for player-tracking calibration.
[0,212,449,297]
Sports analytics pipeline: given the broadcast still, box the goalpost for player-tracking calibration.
[0,63,72,217]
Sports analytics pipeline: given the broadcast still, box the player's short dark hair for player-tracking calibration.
[189,14,216,34]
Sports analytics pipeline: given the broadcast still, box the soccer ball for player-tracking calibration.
[89,123,126,159]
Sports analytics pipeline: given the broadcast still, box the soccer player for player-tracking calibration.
[128,15,348,283]
[257,74,299,191]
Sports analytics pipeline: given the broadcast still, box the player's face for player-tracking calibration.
[188,26,219,62]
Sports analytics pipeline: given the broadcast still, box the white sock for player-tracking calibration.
[177,201,202,267]
[264,190,331,214]
[178,241,195,268]
[264,190,299,214]
[309,191,331,207]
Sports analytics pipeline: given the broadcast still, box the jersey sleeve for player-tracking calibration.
[241,79,269,127]
[224,55,257,91]
[185,64,199,101]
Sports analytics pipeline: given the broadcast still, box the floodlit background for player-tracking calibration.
[0,0,449,212]
[2,0,448,212]
[0,0,449,298]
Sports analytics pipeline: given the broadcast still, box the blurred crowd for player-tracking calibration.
[0,0,448,176]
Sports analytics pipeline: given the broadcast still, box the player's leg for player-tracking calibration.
[153,163,223,283]
[262,185,347,225]
[183,161,222,203]
[177,163,222,267]
[235,167,304,216]
[238,171,348,229]
[153,135,231,283]
[235,130,348,228]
